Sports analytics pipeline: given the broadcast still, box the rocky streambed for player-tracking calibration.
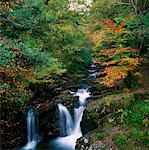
[1,63,105,149]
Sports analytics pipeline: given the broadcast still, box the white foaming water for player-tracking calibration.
[58,103,73,136]
[21,141,37,150]
[20,109,38,150]
[51,88,90,150]
[88,72,98,78]
[70,88,91,105]
[73,106,85,136]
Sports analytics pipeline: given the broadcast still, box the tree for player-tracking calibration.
[118,0,149,15]
[97,48,143,87]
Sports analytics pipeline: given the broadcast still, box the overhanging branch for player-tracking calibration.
[113,2,138,14]
[0,16,24,28]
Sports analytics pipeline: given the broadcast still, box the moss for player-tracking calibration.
[129,128,149,144]
[113,134,131,150]
[90,132,103,142]
[125,98,149,128]
[85,91,149,149]
[56,91,76,105]
[87,91,135,112]
[89,125,112,143]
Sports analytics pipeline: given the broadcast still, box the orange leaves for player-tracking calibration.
[89,30,106,46]
[0,1,17,13]
[17,66,28,75]
[100,48,138,57]
[104,19,125,34]
[0,67,15,78]
[13,81,26,91]
[0,67,29,79]
[100,66,126,87]
[98,47,143,87]
[101,60,117,66]
[91,16,143,87]
[99,57,143,87]
[101,57,142,67]
[0,66,29,91]
[100,48,116,57]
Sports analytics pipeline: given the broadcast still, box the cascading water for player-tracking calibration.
[58,103,73,137]
[49,88,91,150]
[20,109,38,150]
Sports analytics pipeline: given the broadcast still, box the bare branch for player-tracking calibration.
[113,1,138,14]
[0,16,23,28]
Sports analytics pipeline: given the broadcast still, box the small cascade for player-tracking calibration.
[50,88,90,150]
[20,109,38,150]
[73,106,85,137]
[70,88,91,105]
[87,63,99,79]
[58,103,73,136]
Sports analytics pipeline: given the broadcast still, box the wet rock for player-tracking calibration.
[76,135,90,150]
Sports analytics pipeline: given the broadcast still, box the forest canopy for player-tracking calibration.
[0,0,149,149]
[0,0,92,112]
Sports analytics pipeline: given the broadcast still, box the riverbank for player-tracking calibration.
[76,58,149,150]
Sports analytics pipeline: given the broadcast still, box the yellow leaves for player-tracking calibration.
[100,57,142,87]
[143,118,149,127]
[100,66,126,87]
[118,58,143,69]
[101,60,117,66]
[99,48,142,87]
[89,30,106,46]
[57,23,76,37]
[100,48,138,57]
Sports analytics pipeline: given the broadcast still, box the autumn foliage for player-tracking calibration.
[88,16,144,87]
[104,19,125,34]
[98,48,143,87]
[0,0,18,13]
[100,48,137,58]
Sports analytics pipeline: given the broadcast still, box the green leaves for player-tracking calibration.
[0,47,15,67]
[0,83,11,90]
[11,6,40,29]
[0,38,18,67]
[142,13,149,26]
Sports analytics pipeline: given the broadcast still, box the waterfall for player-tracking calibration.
[58,103,73,136]
[27,109,36,142]
[51,88,90,149]
[58,88,90,138]
[20,109,38,150]
[73,106,85,137]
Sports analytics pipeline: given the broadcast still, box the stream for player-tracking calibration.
[19,63,98,150]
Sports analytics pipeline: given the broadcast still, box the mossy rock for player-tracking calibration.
[87,91,135,112]
[55,90,76,106]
